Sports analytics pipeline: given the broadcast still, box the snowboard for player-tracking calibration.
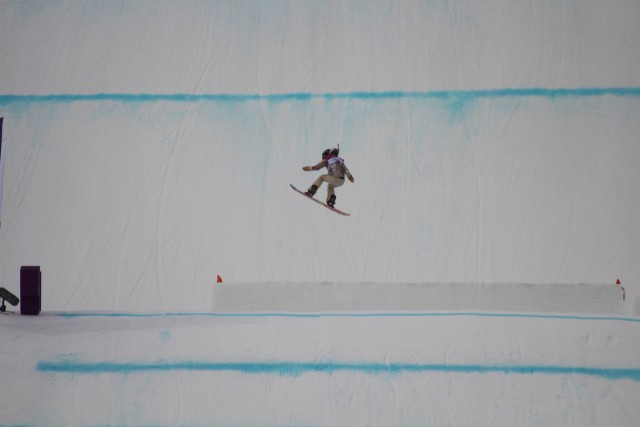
[290,184,350,216]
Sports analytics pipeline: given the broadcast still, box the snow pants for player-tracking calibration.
[312,175,344,201]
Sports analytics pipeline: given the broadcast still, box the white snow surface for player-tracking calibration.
[2,309,640,426]
[212,282,625,314]
[1,1,640,426]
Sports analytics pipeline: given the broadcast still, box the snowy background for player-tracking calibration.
[1,0,639,425]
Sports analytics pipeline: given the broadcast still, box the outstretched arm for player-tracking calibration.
[302,160,325,172]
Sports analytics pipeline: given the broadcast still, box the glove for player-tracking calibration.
[303,166,312,171]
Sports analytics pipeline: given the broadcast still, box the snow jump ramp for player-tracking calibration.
[211,282,625,315]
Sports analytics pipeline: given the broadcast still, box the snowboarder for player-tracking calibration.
[302,146,354,207]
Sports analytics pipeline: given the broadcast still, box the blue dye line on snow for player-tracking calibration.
[2,86,640,105]
[36,360,640,381]
[55,311,640,323]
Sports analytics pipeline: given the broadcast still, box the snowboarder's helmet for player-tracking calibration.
[322,147,339,160]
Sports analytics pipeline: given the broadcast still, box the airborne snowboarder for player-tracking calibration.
[302,146,355,208]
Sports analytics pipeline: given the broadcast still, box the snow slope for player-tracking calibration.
[1,89,639,312]
[1,1,640,425]
[1,1,639,310]
[2,309,640,426]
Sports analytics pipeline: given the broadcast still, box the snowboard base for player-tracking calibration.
[290,184,350,216]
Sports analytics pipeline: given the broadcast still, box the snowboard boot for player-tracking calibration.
[327,194,336,207]
[305,185,318,197]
